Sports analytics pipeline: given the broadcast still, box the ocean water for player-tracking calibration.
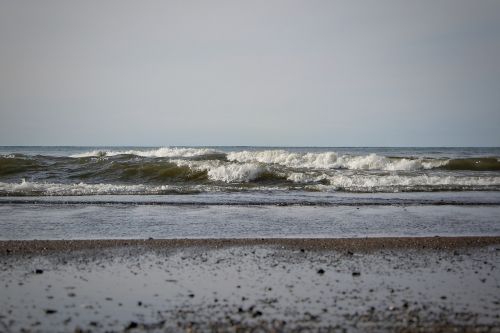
[1,146,499,239]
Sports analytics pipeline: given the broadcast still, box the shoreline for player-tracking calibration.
[1,236,499,256]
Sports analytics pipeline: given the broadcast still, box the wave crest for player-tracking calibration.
[206,163,263,182]
[0,179,200,196]
[228,150,446,171]
[295,173,500,192]
[70,147,221,159]
[172,160,265,183]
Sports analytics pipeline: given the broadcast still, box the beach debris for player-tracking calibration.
[34,269,43,274]
[352,271,361,277]
[304,312,319,321]
[317,268,325,275]
[44,309,57,314]
[125,321,138,330]
[252,310,263,318]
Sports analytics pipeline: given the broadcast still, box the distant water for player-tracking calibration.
[1,146,499,239]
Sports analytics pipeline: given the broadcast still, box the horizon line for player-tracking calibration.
[1,145,500,149]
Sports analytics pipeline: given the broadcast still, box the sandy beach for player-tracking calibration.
[1,237,499,332]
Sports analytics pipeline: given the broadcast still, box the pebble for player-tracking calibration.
[252,310,263,318]
[125,321,138,330]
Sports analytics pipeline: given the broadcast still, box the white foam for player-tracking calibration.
[206,163,263,182]
[173,159,263,182]
[70,147,220,158]
[0,180,285,195]
[228,150,447,171]
[228,150,338,169]
[287,172,326,183]
[324,174,500,190]
[286,171,500,192]
[0,179,181,195]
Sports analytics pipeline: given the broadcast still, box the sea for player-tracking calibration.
[1,146,500,239]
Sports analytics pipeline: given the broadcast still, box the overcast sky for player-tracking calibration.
[0,0,499,146]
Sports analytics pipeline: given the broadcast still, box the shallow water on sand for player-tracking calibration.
[1,199,499,239]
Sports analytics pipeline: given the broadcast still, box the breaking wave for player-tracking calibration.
[227,150,447,171]
[1,147,499,195]
[62,148,500,171]
[287,172,500,191]
[323,174,500,192]
[172,160,278,183]
[1,172,499,196]
[70,147,222,159]
[0,179,203,196]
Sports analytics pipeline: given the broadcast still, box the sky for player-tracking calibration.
[0,0,499,147]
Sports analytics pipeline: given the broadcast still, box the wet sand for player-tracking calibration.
[2,236,500,255]
[1,237,499,332]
